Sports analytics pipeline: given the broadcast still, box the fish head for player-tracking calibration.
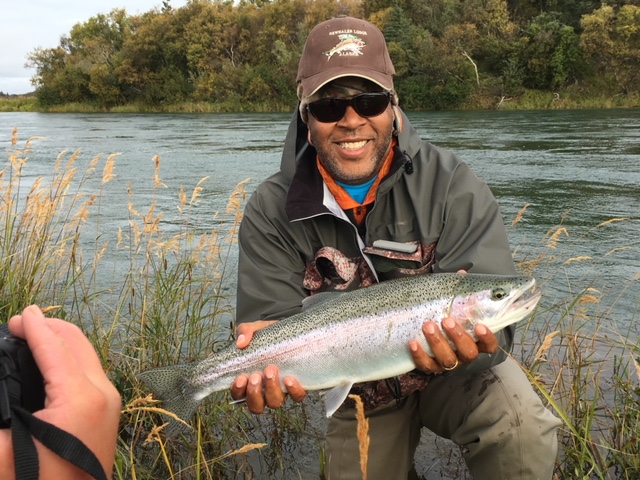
[447,275,541,334]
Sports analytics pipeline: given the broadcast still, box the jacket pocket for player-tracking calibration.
[303,246,377,294]
[363,241,437,281]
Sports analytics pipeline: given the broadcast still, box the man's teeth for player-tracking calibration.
[338,140,367,150]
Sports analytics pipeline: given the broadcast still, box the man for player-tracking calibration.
[232,16,560,479]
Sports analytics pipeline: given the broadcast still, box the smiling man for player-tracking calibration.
[305,80,394,184]
[232,16,560,480]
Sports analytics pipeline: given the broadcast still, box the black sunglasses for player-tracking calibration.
[307,92,391,123]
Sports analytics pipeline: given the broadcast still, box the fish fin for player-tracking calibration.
[322,381,354,417]
[301,292,342,311]
[137,364,200,438]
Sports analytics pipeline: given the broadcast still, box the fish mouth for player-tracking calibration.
[499,278,542,323]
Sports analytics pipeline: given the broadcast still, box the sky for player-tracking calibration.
[0,0,189,95]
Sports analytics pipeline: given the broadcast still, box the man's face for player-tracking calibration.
[306,80,395,185]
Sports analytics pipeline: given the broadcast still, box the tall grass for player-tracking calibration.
[1,129,322,479]
[6,99,296,114]
[0,97,38,112]
[1,131,638,479]
[509,206,639,479]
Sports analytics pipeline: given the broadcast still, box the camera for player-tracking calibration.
[0,323,45,428]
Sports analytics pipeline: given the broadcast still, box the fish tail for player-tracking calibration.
[137,364,201,437]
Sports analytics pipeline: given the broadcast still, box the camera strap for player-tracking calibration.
[0,360,108,480]
[9,405,108,480]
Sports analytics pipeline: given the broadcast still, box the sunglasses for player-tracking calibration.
[307,92,391,123]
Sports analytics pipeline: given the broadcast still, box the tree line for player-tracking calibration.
[26,0,640,110]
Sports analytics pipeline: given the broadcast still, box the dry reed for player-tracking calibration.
[511,203,530,226]
[348,394,370,480]
[546,226,569,249]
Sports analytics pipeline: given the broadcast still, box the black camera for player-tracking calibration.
[0,323,45,428]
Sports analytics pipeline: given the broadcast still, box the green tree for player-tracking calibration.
[250,0,308,100]
[508,0,603,29]
[302,0,362,29]
[181,1,258,101]
[65,9,130,107]
[415,0,462,36]
[580,4,640,95]
[26,47,71,106]
[393,25,476,109]
[26,0,638,110]
[27,9,130,107]
[520,13,584,89]
[384,5,418,46]
[461,0,519,76]
[116,9,193,104]
[365,0,462,36]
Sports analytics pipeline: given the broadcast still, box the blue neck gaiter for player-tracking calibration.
[336,176,377,204]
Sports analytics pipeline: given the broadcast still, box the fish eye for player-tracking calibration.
[492,288,508,301]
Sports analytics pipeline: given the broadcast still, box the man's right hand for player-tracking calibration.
[230,321,307,414]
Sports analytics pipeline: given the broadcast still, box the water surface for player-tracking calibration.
[2,109,637,330]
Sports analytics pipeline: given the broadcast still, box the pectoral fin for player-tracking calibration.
[322,381,354,417]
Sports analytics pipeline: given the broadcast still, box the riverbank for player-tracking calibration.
[2,86,639,113]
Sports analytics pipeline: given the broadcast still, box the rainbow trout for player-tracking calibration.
[138,273,540,435]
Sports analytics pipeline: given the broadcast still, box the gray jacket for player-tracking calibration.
[236,109,516,375]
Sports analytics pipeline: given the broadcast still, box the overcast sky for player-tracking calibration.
[0,0,189,95]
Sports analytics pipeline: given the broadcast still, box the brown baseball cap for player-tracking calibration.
[296,16,395,100]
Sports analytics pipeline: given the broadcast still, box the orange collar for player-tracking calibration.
[317,140,397,223]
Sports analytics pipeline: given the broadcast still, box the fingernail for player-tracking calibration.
[409,342,418,352]
[476,324,487,335]
[236,334,245,346]
[443,318,456,329]
[284,378,294,388]
[265,369,274,380]
[425,323,436,335]
[250,374,261,385]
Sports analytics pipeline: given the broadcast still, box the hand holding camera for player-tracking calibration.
[0,306,121,480]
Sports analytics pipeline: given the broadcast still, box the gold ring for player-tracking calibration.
[442,359,459,371]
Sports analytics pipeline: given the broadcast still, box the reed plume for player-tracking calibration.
[349,394,370,480]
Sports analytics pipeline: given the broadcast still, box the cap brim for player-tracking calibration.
[302,69,394,99]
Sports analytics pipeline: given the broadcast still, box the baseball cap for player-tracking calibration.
[296,16,395,100]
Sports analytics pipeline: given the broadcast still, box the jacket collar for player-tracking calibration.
[285,141,409,222]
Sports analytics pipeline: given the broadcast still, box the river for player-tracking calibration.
[2,109,638,331]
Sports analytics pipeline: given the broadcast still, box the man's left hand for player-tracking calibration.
[409,318,498,374]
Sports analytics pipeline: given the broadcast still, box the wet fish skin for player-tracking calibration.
[138,273,541,436]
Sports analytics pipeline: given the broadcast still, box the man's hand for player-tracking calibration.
[0,306,121,480]
[409,319,498,374]
[230,320,307,414]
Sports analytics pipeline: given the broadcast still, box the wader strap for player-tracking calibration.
[385,376,403,408]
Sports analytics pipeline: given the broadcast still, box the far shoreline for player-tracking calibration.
[1,88,639,114]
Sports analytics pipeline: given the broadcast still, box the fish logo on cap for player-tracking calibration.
[324,34,366,60]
